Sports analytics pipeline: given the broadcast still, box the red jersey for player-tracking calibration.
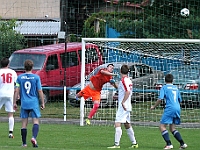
[90,68,112,91]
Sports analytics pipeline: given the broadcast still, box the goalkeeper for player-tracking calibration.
[76,63,117,125]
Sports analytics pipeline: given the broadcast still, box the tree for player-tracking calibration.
[0,19,26,58]
[82,0,200,39]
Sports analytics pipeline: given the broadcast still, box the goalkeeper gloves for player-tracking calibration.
[110,79,115,84]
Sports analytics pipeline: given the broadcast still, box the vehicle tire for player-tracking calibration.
[43,90,49,104]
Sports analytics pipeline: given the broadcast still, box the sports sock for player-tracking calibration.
[88,103,99,119]
[32,124,39,139]
[21,128,27,145]
[172,130,184,145]
[162,130,172,145]
[126,127,137,144]
[115,127,122,146]
[9,117,14,133]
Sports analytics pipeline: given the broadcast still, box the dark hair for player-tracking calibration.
[24,60,33,71]
[107,63,114,67]
[165,74,173,83]
[1,57,9,68]
[121,65,129,74]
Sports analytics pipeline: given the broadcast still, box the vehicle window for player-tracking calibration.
[143,65,153,75]
[135,65,153,77]
[129,65,137,79]
[78,48,98,64]
[135,65,143,77]
[9,53,45,70]
[60,51,78,68]
[46,54,59,70]
[171,69,199,79]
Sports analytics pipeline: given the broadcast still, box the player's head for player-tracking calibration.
[107,63,114,72]
[120,65,129,75]
[1,57,9,68]
[165,74,173,83]
[24,59,33,71]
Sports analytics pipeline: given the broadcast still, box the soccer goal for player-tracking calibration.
[80,38,200,127]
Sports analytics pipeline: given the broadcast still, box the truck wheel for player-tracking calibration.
[43,90,49,104]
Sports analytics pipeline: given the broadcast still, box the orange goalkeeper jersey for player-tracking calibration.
[90,68,112,91]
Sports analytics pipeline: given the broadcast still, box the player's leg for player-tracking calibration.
[160,124,173,149]
[8,112,14,138]
[30,108,41,147]
[124,113,138,148]
[86,100,100,125]
[76,85,90,100]
[169,123,187,149]
[108,110,129,148]
[21,118,28,147]
[86,89,100,124]
[160,114,173,149]
[4,97,15,138]
[88,100,100,119]
[107,122,121,148]
[31,118,39,147]
[20,109,29,147]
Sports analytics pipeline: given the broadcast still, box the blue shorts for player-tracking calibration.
[20,107,41,118]
[160,114,180,125]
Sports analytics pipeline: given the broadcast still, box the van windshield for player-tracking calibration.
[9,53,46,70]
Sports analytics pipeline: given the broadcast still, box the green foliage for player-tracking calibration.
[82,1,200,39]
[0,19,26,58]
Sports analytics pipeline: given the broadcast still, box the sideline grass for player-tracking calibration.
[0,122,199,150]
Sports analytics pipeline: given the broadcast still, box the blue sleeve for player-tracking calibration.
[36,76,42,90]
[159,86,165,100]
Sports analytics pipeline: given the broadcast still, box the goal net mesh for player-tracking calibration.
[82,38,200,127]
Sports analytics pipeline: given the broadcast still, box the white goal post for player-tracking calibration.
[80,38,200,127]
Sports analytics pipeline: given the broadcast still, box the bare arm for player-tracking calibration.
[112,82,118,89]
[38,90,45,109]
[121,91,131,111]
[150,99,162,110]
[100,70,116,76]
[13,88,20,110]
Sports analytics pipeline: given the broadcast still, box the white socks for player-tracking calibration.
[9,117,14,132]
[126,127,137,144]
[115,127,122,145]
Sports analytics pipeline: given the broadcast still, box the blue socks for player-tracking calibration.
[32,124,39,139]
[162,130,171,145]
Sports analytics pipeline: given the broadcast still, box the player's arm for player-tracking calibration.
[37,77,45,109]
[121,90,131,111]
[150,99,162,110]
[112,82,118,89]
[13,86,20,110]
[178,90,182,103]
[151,86,164,110]
[100,69,116,76]
[109,79,118,89]
[38,90,45,109]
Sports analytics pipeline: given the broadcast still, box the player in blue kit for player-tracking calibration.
[13,60,45,148]
[151,74,187,149]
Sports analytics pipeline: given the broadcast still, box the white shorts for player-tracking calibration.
[115,109,131,123]
[0,97,14,112]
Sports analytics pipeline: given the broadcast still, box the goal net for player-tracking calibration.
[80,38,200,127]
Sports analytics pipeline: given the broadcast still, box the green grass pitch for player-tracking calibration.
[0,122,199,150]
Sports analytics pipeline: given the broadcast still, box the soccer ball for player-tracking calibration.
[180,8,189,17]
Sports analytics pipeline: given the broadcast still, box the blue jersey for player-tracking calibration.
[16,73,42,109]
[159,84,182,118]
